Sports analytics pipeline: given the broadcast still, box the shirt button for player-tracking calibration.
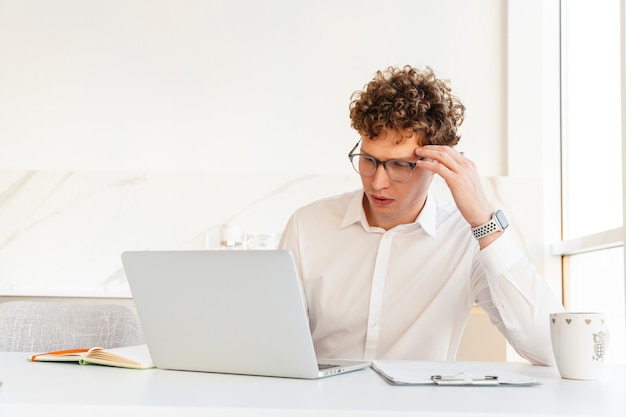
[370,322,378,328]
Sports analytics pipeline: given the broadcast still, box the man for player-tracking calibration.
[279,65,564,365]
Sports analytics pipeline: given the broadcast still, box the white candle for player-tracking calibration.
[220,224,243,248]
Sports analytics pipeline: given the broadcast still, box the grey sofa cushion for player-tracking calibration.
[0,301,140,352]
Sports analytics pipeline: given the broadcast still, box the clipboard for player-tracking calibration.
[431,373,500,385]
[371,360,540,386]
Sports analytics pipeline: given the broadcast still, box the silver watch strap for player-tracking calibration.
[471,211,506,240]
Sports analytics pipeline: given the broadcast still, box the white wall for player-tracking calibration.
[0,0,513,297]
[0,0,506,175]
[507,0,562,295]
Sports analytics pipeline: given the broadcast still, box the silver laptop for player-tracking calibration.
[121,249,370,379]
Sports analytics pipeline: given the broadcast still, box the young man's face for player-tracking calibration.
[358,130,433,230]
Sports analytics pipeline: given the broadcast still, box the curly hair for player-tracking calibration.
[349,66,465,146]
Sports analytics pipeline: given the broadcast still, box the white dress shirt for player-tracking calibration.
[279,190,564,365]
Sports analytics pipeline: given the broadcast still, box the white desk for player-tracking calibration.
[0,352,624,416]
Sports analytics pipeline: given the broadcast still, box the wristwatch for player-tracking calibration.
[471,210,509,240]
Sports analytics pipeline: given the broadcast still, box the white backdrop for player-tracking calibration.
[0,0,508,296]
[0,0,505,174]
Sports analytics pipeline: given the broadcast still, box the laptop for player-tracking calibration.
[121,249,370,379]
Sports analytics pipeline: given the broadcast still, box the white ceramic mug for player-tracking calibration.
[549,312,608,380]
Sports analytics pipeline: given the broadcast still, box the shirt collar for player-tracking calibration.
[339,189,438,238]
[415,194,437,238]
[340,190,368,229]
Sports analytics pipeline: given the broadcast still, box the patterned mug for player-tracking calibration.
[550,312,608,380]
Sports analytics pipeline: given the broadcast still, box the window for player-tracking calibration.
[558,0,625,363]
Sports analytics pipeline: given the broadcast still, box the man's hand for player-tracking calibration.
[415,145,501,248]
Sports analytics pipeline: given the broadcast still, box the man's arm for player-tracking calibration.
[472,233,565,366]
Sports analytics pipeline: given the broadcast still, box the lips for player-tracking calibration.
[370,194,394,206]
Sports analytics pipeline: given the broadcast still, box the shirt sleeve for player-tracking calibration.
[278,213,311,319]
[278,213,301,266]
[473,232,565,366]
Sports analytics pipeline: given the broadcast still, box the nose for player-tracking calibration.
[370,164,391,190]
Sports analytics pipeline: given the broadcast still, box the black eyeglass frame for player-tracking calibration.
[347,139,418,183]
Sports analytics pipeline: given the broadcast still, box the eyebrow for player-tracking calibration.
[359,149,420,163]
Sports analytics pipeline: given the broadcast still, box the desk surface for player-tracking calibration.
[0,351,624,417]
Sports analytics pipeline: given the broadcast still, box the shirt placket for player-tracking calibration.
[363,231,394,360]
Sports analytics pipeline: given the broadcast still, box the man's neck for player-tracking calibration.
[363,195,427,231]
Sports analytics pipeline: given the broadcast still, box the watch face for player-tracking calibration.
[495,210,509,229]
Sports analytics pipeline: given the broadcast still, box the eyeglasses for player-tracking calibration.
[348,140,417,183]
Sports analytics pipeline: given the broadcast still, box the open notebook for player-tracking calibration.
[121,250,370,379]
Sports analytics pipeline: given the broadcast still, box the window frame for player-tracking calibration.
[549,0,625,315]
[508,0,625,337]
